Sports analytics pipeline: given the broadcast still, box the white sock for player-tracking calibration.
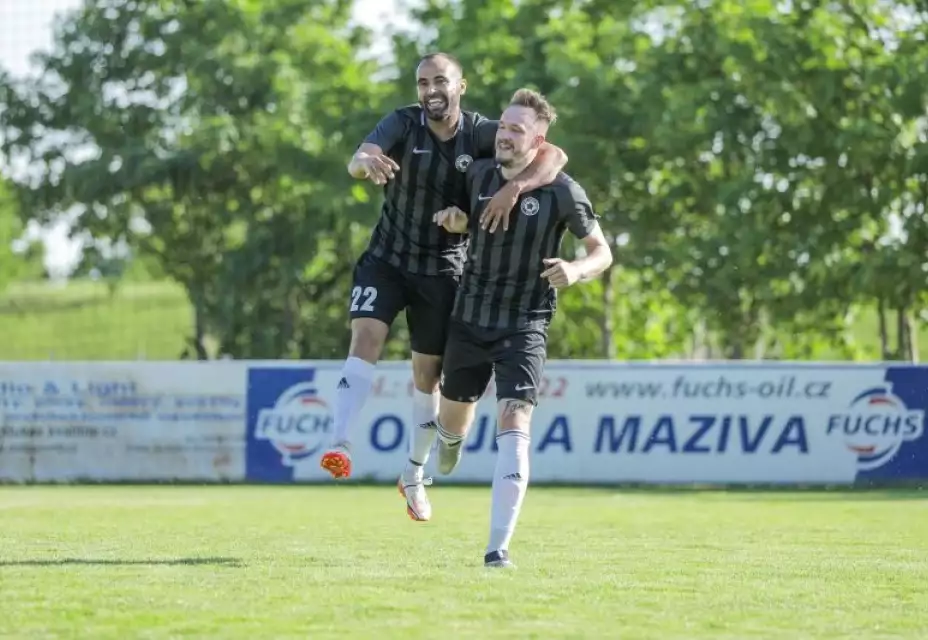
[487,430,530,553]
[436,420,464,446]
[405,389,439,479]
[330,356,376,447]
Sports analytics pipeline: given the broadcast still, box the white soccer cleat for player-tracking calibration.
[437,438,464,475]
[397,475,433,522]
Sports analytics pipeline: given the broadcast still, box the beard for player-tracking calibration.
[495,141,519,167]
[422,94,452,120]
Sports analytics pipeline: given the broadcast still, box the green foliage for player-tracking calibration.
[3,279,924,361]
[397,0,928,361]
[1,0,927,360]
[0,0,387,359]
[0,180,44,293]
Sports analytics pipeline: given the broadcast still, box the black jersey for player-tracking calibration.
[361,106,498,275]
[452,159,599,330]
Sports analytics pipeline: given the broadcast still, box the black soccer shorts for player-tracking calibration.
[439,319,548,405]
[348,251,459,356]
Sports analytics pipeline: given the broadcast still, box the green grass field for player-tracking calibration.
[0,280,192,360]
[0,278,926,361]
[0,486,925,639]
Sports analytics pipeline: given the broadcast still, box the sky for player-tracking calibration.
[0,0,413,277]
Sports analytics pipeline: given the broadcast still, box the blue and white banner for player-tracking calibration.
[244,362,928,485]
[1,360,925,484]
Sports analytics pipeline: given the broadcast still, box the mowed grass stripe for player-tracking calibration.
[0,486,925,639]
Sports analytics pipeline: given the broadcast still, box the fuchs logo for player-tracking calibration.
[826,386,924,471]
[254,382,332,466]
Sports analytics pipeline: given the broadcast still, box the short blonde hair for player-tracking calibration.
[509,88,557,126]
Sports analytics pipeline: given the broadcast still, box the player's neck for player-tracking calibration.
[499,153,535,181]
[426,110,462,141]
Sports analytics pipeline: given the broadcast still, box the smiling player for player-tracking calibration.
[433,88,613,567]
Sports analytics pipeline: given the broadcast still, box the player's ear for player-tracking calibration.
[459,77,467,95]
[533,133,546,149]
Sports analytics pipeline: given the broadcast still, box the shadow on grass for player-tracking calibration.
[527,484,928,502]
[0,556,243,567]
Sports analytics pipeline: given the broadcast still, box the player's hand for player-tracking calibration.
[479,182,520,233]
[359,153,400,185]
[540,258,581,288]
[433,206,468,233]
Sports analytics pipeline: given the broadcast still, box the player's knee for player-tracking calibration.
[410,352,441,393]
[497,398,534,433]
[349,318,389,362]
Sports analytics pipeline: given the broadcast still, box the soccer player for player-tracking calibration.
[320,53,568,523]
[432,88,613,568]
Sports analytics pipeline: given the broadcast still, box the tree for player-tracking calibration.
[390,0,697,360]
[396,0,928,360]
[3,0,925,361]
[0,178,44,293]
[0,0,388,358]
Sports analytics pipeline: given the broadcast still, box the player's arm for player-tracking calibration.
[541,182,613,288]
[511,142,568,193]
[476,119,569,232]
[473,118,569,181]
[560,223,613,284]
[484,141,569,229]
[347,111,403,184]
[433,160,485,234]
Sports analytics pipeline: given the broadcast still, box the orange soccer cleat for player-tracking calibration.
[319,445,352,479]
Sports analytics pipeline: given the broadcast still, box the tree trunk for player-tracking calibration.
[282,283,298,358]
[191,288,209,360]
[877,297,890,359]
[691,318,707,360]
[725,298,757,360]
[905,308,918,363]
[896,305,909,362]
[600,264,615,360]
[726,337,745,360]
[753,310,768,360]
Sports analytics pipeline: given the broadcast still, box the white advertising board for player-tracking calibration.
[0,362,246,482]
[1,360,926,485]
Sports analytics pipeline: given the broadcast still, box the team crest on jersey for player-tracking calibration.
[520,196,540,216]
[455,154,473,172]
